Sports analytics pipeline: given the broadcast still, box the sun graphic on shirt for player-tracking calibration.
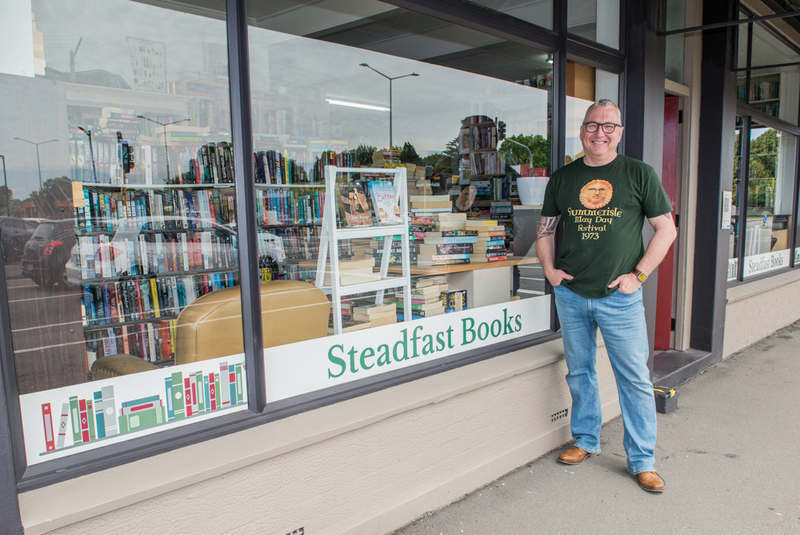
[579,180,613,209]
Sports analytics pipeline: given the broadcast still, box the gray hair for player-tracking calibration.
[583,99,622,123]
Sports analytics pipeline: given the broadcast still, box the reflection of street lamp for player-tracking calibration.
[136,115,189,181]
[359,63,419,149]
[0,154,9,216]
[14,137,58,189]
[77,126,97,183]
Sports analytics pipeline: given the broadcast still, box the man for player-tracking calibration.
[535,99,676,492]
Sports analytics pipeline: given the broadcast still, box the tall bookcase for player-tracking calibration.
[316,166,412,334]
[75,173,238,373]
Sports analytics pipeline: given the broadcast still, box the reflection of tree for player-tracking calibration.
[30,176,73,219]
[419,137,460,174]
[0,186,24,217]
[353,144,376,166]
[498,134,551,174]
[748,129,778,211]
[400,141,419,163]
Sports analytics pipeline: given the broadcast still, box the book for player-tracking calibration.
[418,253,470,261]
[466,219,498,227]
[368,180,402,224]
[395,300,444,312]
[400,285,442,297]
[368,315,397,327]
[328,316,371,334]
[336,180,373,227]
[413,276,447,288]
[431,230,478,237]
[409,194,449,203]
[423,236,479,244]
[411,200,452,209]
[352,303,397,317]
[419,243,473,255]
[417,258,471,266]
[433,213,467,222]
[441,289,468,312]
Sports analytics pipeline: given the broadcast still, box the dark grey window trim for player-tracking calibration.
[226,0,265,412]
[736,101,800,136]
[5,0,641,490]
[382,0,558,52]
[566,36,625,74]
[0,265,23,530]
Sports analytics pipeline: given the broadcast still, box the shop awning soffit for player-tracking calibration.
[658,0,800,43]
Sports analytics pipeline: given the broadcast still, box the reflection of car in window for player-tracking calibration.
[20,219,77,289]
[65,216,238,287]
[0,216,40,262]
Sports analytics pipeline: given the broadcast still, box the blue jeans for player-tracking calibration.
[553,284,657,474]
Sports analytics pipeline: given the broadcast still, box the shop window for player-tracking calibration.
[729,120,798,280]
[664,0,686,85]
[3,0,565,470]
[729,122,742,280]
[742,127,797,278]
[736,18,800,125]
[4,0,247,465]
[568,0,620,50]
[246,0,554,402]
[564,61,619,164]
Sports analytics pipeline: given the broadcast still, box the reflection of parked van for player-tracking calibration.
[20,219,77,289]
[0,216,40,261]
[65,216,238,286]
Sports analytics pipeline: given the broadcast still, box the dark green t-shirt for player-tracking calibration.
[541,154,673,298]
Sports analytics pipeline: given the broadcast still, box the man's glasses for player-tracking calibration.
[582,121,622,134]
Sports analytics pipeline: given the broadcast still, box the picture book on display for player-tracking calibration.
[336,180,373,227]
[368,180,402,224]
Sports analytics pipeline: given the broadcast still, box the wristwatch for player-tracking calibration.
[632,268,647,283]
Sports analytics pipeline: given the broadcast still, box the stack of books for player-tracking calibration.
[322,256,380,286]
[465,219,508,263]
[352,302,397,328]
[368,235,419,266]
[327,296,371,334]
[408,216,435,242]
[418,214,476,266]
[393,278,448,320]
[409,194,452,217]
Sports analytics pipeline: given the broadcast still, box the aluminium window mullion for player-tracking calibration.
[226,0,265,412]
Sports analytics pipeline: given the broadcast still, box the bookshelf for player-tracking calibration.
[316,166,413,334]
[463,117,513,202]
[738,72,781,119]
[74,163,239,371]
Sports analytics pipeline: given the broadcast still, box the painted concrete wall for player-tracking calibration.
[723,269,800,358]
[19,340,622,535]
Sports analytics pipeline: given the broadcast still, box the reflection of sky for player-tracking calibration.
[2,0,551,200]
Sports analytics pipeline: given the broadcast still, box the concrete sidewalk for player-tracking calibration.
[391,321,800,535]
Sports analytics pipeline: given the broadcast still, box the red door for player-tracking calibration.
[655,96,679,350]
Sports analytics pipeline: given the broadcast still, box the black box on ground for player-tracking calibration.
[654,386,678,414]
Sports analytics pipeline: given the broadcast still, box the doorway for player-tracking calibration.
[654,95,680,350]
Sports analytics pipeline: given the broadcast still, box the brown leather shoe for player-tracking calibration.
[557,446,593,465]
[636,471,665,492]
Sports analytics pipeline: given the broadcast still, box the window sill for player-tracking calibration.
[727,268,800,304]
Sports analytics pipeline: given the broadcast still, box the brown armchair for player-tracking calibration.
[91,280,329,380]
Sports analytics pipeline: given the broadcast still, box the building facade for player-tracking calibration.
[0,0,799,533]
